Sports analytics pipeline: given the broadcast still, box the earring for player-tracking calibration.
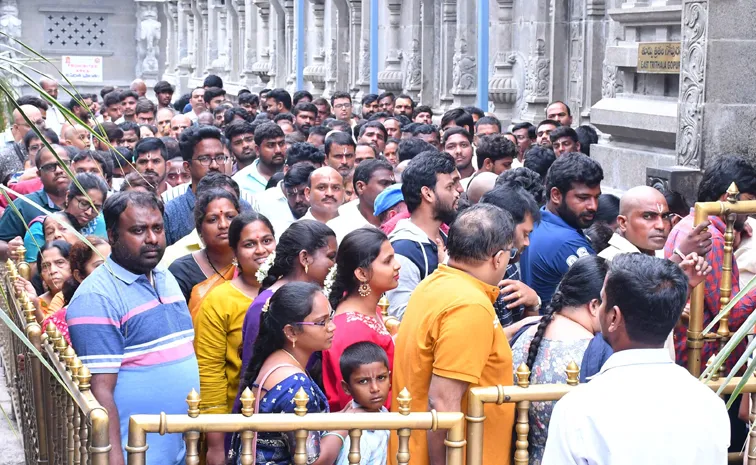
[304,263,309,275]
[358,281,371,297]
[292,339,296,349]
[232,258,238,267]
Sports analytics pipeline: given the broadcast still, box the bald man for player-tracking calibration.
[156,108,175,136]
[39,78,65,135]
[61,124,91,150]
[130,79,147,98]
[302,166,344,223]
[466,172,498,205]
[169,114,192,139]
[0,105,45,184]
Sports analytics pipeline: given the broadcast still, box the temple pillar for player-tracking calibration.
[251,0,272,90]
[488,0,517,124]
[303,0,326,96]
[377,1,404,95]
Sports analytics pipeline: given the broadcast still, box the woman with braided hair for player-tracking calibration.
[510,255,611,465]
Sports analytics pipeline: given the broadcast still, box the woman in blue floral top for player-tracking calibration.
[231,281,357,465]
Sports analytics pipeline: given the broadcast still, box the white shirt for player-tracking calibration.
[542,348,729,465]
[326,199,374,244]
[253,181,295,240]
[46,104,65,136]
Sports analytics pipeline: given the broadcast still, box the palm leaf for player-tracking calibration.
[702,274,756,335]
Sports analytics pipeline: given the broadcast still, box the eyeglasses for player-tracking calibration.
[39,159,71,173]
[294,307,335,327]
[333,102,352,110]
[75,198,103,212]
[193,154,229,166]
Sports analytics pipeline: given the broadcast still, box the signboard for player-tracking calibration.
[61,55,103,82]
[637,42,681,74]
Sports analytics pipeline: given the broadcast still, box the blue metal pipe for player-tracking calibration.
[296,0,305,90]
[370,0,379,94]
[476,0,489,110]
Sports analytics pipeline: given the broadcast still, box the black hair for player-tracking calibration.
[495,167,547,206]
[103,191,164,238]
[292,102,318,117]
[413,105,433,119]
[274,113,295,124]
[662,189,690,217]
[259,88,272,98]
[196,172,241,199]
[537,119,561,131]
[285,142,325,167]
[313,97,330,109]
[23,129,44,152]
[37,240,72,276]
[224,120,255,147]
[133,137,168,162]
[228,210,275,251]
[34,144,66,171]
[463,106,485,119]
[512,122,537,140]
[17,95,49,111]
[223,107,253,125]
[203,87,226,104]
[549,126,579,143]
[308,125,330,138]
[179,125,226,163]
[697,154,756,202]
[103,92,121,108]
[596,194,620,224]
[548,100,572,116]
[293,90,314,106]
[525,256,608,369]
[253,122,285,147]
[267,88,293,110]
[368,112,393,122]
[339,341,390,383]
[285,132,307,145]
[238,92,259,107]
[402,122,418,135]
[584,222,614,254]
[119,122,141,139]
[324,131,356,155]
[173,93,191,112]
[356,142,377,157]
[160,137,181,160]
[409,124,438,137]
[440,108,474,134]
[66,172,109,209]
[395,94,415,108]
[261,220,335,290]
[118,90,139,102]
[475,116,502,133]
[523,146,556,182]
[353,121,366,140]
[546,152,604,196]
[109,147,132,173]
[330,91,352,106]
[358,120,388,141]
[441,126,473,145]
[447,203,515,264]
[361,93,379,105]
[575,125,598,156]
[194,188,241,232]
[605,254,688,345]
[481,185,541,225]
[397,138,435,163]
[203,74,224,89]
[378,92,395,103]
[323,119,350,132]
[40,128,60,146]
[475,134,516,169]
[266,172,285,190]
[66,94,88,112]
[135,99,156,115]
[284,163,316,190]
[353,158,393,193]
[401,150,455,212]
[153,81,175,94]
[328,228,388,309]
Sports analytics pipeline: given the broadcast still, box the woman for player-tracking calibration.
[240,220,337,371]
[169,188,239,318]
[231,282,352,465]
[13,241,73,323]
[24,173,108,263]
[322,228,400,411]
[194,211,276,465]
[510,256,610,465]
[139,124,157,138]
[41,236,111,343]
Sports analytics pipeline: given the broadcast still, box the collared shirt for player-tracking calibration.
[327,199,374,244]
[46,104,65,136]
[0,189,61,241]
[598,233,642,261]
[664,211,756,373]
[160,229,203,268]
[252,181,295,240]
[336,401,389,465]
[522,207,595,304]
[542,349,729,465]
[233,159,269,198]
[66,257,199,464]
[161,181,255,205]
[299,208,318,222]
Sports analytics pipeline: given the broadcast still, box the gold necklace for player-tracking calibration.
[282,349,304,370]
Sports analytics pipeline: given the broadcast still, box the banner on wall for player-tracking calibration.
[61,56,103,82]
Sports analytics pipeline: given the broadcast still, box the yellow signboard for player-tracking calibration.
[637,42,681,74]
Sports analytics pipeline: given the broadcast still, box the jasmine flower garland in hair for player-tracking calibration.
[323,265,337,297]
[255,251,276,284]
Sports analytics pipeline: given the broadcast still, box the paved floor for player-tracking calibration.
[0,369,24,465]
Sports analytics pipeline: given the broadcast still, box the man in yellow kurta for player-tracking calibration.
[390,204,517,465]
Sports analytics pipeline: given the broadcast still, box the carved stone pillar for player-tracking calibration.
[239,0,257,84]
[303,0,326,96]
[204,0,219,74]
[488,0,517,123]
[377,1,404,93]
[226,1,240,80]
[194,0,209,77]
[135,2,162,81]
[163,1,179,77]
[354,0,370,98]
[438,0,456,109]
[251,0,272,89]
[284,0,295,89]
[450,1,476,107]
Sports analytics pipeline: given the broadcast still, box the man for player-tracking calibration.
[66,190,199,465]
[265,88,292,117]
[103,92,123,122]
[413,105,433,125]
[165,156,192,188]
[40,78,64,134]
[197,111,215,126]
[135,99,156,125]
[442,126,475,182]
[536,119,560,147]
[306,125,329,150]
[313,97,331,125]
[233,122,285,197]
[303,166,344,223]
[378,92,395,114]
[0,145,69,241]
[466,171,498,205]
[327,158,395,243]
[410,124,440,150]
[549,126,581,157]
[0,105,46,185]
[522,152,603,303]
[118,122,140,151]
[72,150,111,184]
[542,254,729,465]
[118,90,139,123]
[292,90,313,106]
[511,121,536,163]
[154,81,175,109]
[361,94,380,119]
[324,131,356,178]
[225,121,257,171]
[331,91,354,124]
[383,117,402,140]
[187,87,206,122]
[523,146,556,183]
[165,125,231,244]
[390,203,516,465]
[358,121,387,154]
[374,183,407,230]
[59,123,90,151]
[387,151,462,319]
[67,94,93,125]
[130,78,148,98]
[204,87,227,112]
[133,137,169,194]
[255,163,315,238]
[440,108,475,135]
[546,100,573,127]
[393,94,414,118]
[474,116,501,144]
[355,143,377,166]
[238,92,259,117]
[156,108,175,137]
[169,114,192,139]
[292,102,317,135]
[92,122,124,152]
[475,133,516,175]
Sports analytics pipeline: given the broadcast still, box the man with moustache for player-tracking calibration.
[387,151,463,320]
[67,190,199,465]
[225,121,257,172]
[132,137,169,195]
[302,166,344,223]
[169,114,192,139]
[521,152,603,303]
[233,122,286,197]
[324,131,356,178]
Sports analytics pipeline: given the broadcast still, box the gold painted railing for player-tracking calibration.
[127,387,465,465]
[1,252,111,465]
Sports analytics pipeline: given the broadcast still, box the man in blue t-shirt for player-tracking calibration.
[521,152,603,305]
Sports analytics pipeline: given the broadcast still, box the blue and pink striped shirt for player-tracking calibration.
[67,256,199,465]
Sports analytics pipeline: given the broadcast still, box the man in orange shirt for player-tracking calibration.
[390,203,517,465]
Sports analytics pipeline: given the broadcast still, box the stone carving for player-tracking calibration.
[0,0,21,49]
[601,60,623,99]
[359,37,370,84]
[452,38,476,91]
[404,39,422,90]
[677,1,708,168]
[524,39,550,101]
[136,3,162,79]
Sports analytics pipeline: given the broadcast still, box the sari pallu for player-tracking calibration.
[188,263,237,324]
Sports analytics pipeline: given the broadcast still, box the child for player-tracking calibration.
[333,341,390,465]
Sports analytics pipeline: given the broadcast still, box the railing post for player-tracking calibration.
[513,363,531,465]
[184,389,201,465]
[239,387,256,465]
[749,393,756,465]
[396,388,412,465]
[292,387,310,465]
[25,299,51,465]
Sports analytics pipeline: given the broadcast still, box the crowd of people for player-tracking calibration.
[1,74,753,465]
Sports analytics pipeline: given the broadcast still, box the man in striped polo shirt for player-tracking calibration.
[67,191,199,465]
